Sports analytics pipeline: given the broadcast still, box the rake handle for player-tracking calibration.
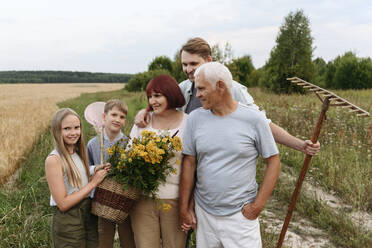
[276,97,330,248]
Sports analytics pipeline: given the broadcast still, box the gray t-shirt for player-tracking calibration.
[182,103,279,216]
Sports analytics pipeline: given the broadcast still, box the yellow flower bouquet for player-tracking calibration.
[106,130,182,199]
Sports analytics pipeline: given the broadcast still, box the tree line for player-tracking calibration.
[126,10,372,93]
[0,71,132,84]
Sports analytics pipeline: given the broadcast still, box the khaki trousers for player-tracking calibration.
[52,198,98,248]
[98,216,135,248]
[130,198,186,248]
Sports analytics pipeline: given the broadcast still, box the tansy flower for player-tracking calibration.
[107,148,113,156]
[162,203,172,212]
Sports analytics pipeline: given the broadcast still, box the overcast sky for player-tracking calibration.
[1,0,371,73]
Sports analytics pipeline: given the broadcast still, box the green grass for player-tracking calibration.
[0,87,371,247]
[251,87,372,247]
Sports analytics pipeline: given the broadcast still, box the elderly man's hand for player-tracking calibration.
[241,202,263,220]
[134,109,150,128]
[302,140,320,156]
[179,208,197,232]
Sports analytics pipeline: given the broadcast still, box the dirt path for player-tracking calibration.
[262,170,372,247]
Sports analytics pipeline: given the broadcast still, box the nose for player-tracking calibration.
[186,65,194,74]
[149,97,156,105]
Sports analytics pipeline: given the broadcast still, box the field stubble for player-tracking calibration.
[0,83,123,185]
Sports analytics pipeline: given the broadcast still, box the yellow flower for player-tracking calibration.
[121,153,126,159]
[162,203,172,212]
[176,159,181,165]
[128,158,132,163]
[107,148,113,156]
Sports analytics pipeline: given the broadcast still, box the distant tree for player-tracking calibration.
[227,55,255,87]
[260,10,314,93]
[325,52,372,89]
[247,69,262,87]
[0,71,132,83]
[126,69,170,92]
[171,52,187,83]
[211,42,234,65]
[148,56,173,73]
[313,57,327,87]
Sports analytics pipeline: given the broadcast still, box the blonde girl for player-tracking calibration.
[45,108,107,248]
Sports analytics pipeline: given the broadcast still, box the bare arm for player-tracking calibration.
[45,155,107,212]
[134,109,151,128]
[179,154,197,231]
[242,154,281,219]
[269,122,320,156]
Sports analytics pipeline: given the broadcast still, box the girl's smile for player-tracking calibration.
[61,114,81,151]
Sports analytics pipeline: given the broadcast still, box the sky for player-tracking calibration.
[1,0,371,74]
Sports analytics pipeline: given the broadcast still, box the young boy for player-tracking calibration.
[87,99,135,248]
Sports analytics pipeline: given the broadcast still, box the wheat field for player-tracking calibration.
[0,83,124,184]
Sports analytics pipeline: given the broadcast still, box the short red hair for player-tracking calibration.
[146,75,185,111]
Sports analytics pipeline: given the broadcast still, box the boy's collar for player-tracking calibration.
[103,129,124,143]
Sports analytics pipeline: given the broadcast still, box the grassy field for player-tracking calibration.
[0,87,371,247]
[0,83,123,185]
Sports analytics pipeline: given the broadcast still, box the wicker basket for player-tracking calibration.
[91,177,140,223]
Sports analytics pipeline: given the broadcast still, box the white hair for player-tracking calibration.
[194,62,232,92]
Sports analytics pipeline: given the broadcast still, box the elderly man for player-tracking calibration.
[179,62,281,247]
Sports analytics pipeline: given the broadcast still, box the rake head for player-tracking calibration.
[287,77,370,117]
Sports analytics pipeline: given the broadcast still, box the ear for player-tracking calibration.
[216,80,227,93]
[102,113,106,121]
[206,55,213,62]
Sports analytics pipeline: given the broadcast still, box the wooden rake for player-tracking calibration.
[276,77,370,248]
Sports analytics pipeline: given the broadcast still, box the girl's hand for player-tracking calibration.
[94,163,111,173]
[91,169,107,186]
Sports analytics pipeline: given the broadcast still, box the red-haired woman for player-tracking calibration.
[129,75,188,248]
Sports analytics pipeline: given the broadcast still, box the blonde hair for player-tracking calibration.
[104,99,128,115]
[51,108,89,188]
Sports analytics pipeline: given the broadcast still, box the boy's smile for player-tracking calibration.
[103,106,126,135]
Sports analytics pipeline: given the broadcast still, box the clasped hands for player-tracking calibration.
[179,208,197,233]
